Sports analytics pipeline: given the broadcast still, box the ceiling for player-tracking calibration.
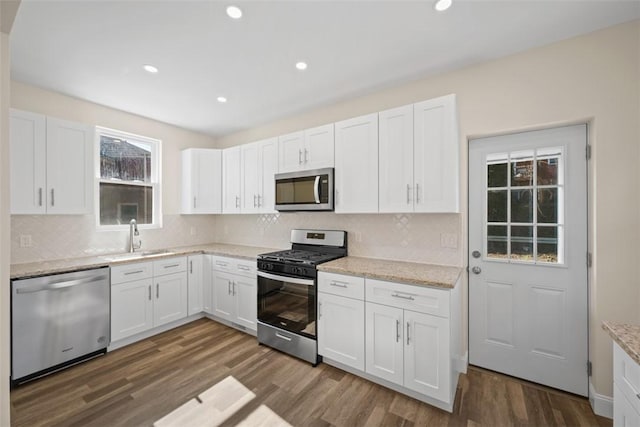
[10,0,640,138]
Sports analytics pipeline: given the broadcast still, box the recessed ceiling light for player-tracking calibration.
[217,96,227,103]
[226,5,243,19]
[434,0,452,12]
[295,62,308,71]
[143,64,159,74]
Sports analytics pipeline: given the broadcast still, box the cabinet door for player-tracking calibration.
[379,105,414,213]
[202,255,213,314]
[404,310,450,401]
[614,384,640,427]
[278,131,304,173]
[318,292,365,370]
[258,137,278,213]
[154,272,188,327]
[414,94,459,213]
[187,255,204,316]
[222,146,241,213]
[46,117,94,214]
[212,270,236,322]
[241,142,260,213]
[111,278,154,342]
[304,124,334,170]
[365,302,403,385]
[334,113,379,213]
[10,109,47,214]
[182,149,222,214]
[234,274,257,331]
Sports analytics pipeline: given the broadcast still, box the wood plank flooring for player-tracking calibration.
[10,318,611,427]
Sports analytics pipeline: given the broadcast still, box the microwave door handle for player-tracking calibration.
[314,176,321,204]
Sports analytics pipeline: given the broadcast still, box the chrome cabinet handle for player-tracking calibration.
[124,270,144,275]
[257,194,262,207]
[406,322,410,345]
[330,281,348,288]
[636,393,640,400]
[235,196,240,208]
[163,264,180,269]
[254,194,257,207]
[392,292,415,301]
[51,188,55,206]
[298,149,303,164]
[216,261,228,267]
[415,183,420,204]
[407,184,411,204]
[193,197,196,209]
[304,148,309,163]
[148,285,151,301]
[237,265,250,271]
[396,319,400,342]
[156,283,159,298]
[319,301,322,319]
[232,281,236,296]
[228,280,232,295]
[38,188,43,206]
[190,260,193,274]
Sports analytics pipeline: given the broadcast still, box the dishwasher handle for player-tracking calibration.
[15,274,109,294]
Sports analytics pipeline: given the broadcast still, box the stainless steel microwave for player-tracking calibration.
[274,168,334,211]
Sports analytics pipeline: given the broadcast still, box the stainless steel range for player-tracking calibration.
[257,229,347,365]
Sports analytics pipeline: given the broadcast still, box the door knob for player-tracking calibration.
[472,250,481,258]
[471,266,482,274]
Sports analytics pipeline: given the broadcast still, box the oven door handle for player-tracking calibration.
[313,175,321,204]
[257,271,315,287]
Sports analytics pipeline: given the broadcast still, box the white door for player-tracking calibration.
[111,278,154,341]
[469,124,588,396]
[222,146,241,213]
[241,142,260,213]
[304,124,334,170]
[233,275,257,330]
[365,302,403,386]
[187,255,204,316]
[278,131,304,173]
[213,270,236,322]
[154,272,188,327]
[318,292,365,370]
[258,137,278,213]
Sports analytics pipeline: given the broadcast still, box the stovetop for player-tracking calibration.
[258,249,343,266]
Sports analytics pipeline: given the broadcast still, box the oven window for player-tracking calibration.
[258,275,316,339]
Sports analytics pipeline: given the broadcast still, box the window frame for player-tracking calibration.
[95,126,162,231]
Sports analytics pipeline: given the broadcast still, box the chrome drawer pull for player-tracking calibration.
[396,319,400,342]
[330,281,348,288]
[124,270,144,275]
[163,264,180,269]
[392,292,415,301]
[237,265,250,271]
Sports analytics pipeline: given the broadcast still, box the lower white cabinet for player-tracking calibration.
[187,255,204,316]
[318,292,365,370]
[614,341,640,426]
[111,257,188,342]
[365,302,404,384]
[211,256,257,331]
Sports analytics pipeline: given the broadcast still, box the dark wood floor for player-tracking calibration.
[10,318,611,427]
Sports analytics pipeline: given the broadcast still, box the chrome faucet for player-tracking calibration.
[129,219,142,253]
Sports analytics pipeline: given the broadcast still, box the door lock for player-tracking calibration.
[471,266,482,275]
[472,250,481,258]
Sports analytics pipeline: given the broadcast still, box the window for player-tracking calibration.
[96,127,161,228]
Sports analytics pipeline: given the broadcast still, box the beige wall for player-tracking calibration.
[217,20,640,398]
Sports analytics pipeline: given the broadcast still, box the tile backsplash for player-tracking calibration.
[11,212,462,267]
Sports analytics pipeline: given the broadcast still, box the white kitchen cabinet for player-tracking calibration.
[187,255,204,316]
[334,113,378,213]
[110,257,188,342]
[241,137,278,213]
[379,95,459,213]
[613,341,640,426]
[181,148,222,214]
[111,278,154,342]
[10,109,93,215]
[202,255,213,315]
[414,94,459,213]
[278,124,334,173]
[365,302,404,385]
[318,272,365,370]
[222,146,241,213]
[211,256,257,332]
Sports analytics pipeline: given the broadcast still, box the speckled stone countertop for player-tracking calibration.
[10,243,280,279]
[603,321,640,365]
[317,256,462,289]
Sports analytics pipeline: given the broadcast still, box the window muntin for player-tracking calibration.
[96,128,161,228]
[485,148,564,264]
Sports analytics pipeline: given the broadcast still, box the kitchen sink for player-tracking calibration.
[102,249,176,262]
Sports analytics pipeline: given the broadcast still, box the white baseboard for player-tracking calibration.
[455,351,468,374]
[590,381,613,419]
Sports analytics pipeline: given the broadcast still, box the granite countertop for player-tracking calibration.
[10,243,280,279]
[603,321,640,365]
[317,256,462,289]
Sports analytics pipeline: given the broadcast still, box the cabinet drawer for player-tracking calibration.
[318,272,364,300]
[614,342,640,415]
[153,257,187,276]
[111,262,153,285]
[365,278,450,318]
[212,256,234,272]
[212,256,256,278]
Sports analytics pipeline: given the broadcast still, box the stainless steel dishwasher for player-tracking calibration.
[11,267,110,385]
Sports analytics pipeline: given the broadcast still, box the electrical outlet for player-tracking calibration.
[190,226,196,236]
[20,235,32,248]
[440,233,458,249]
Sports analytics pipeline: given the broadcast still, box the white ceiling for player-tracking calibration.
[10,0,640,138]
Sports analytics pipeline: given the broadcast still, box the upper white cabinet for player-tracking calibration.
[413,94,459,213]
[10,109,93,214]
[222,146,241,213]
[379,95,459,213]
[334,113,379,213]
[181,149,222,214]
[241,138,278,213]
[278,124,334,173]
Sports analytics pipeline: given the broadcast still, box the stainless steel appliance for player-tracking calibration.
[274,168,334,211]
[257,229,347,364]
[11,267,110,385]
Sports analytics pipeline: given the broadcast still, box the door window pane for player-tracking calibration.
[537,188,558,224]
[537,158,558,185]
[511,226,533,261]
[511,153,533,187]
[488,190,508,222]
[487,225,508,259]
[537,226,559,263]
[488,162,508,188]
[511,189,533,223]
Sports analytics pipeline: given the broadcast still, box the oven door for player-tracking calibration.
[257,271,317,339]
